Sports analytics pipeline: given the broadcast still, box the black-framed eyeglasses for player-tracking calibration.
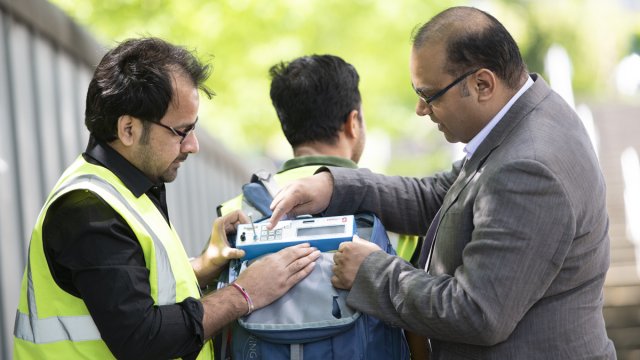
[151,118,198,144]
[415,68,480,105]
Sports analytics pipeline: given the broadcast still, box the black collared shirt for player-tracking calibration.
[43,136,204,360]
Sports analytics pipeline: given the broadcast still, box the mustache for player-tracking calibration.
[176,154,188,162]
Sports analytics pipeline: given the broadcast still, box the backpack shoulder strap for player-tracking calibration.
[355,212,397,256]
[250,169,280,198]
[241,170,281,221]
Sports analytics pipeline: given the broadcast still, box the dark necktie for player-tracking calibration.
[417,207,441,270]
[416,156,468,270]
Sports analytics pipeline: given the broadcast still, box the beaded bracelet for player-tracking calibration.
[231,282,254,316]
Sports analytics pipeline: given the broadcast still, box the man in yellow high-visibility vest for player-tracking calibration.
[14,37,319,360]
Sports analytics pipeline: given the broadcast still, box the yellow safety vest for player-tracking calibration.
[14,156,214,359]
[218,165,419,261]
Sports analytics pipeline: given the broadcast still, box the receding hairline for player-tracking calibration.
[412,6,493,49]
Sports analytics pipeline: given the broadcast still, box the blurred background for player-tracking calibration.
[47,0,640,175]
[1,0,640,358]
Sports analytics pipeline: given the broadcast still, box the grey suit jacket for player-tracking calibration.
[324,74,616,359]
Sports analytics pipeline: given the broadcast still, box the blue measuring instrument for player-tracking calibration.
[235,215,355,260]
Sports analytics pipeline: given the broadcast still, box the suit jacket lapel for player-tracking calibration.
[441,74,551,213]
[427,74,553,271]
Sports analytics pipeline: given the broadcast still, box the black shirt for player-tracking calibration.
[43,136,205,360]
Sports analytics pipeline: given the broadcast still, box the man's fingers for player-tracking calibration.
[331,274,348,289]
[333,252,341,266]
[269,189,301,229]
[286,249,321,273]
[287,262,316,285]
[268,207,287,230]
[219,210,249,234]
[236,211,250,224]
[268,172,334,230]
[275,242,315,261]
[220,218,235,238]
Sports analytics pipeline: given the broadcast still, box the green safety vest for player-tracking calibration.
[218,165,419,261]
[13,156,214,360]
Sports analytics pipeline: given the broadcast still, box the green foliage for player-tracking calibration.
[49,0,640,176]
[492,0,640,97]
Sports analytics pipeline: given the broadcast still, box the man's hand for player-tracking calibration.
[200,243,320,338]
[331,236,381,289]
[268,171,334,229]
[192,210,247,287]
[235,243,321,309]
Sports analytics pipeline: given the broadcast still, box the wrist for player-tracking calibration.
[230,282,254,316]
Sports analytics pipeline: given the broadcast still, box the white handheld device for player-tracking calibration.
[235,215,355,260]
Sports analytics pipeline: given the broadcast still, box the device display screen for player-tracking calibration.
[297,224,345,237]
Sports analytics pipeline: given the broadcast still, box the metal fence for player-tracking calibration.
[0,0,251,358]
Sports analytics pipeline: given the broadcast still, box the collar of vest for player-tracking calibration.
[279,155,357,173]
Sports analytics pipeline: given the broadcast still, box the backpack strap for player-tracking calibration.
[354,212,396,255]
[241,182,273,219]
[250,170,280,198]
[290,344,303,360]
[219,326,230,360]
[241,170,281,221]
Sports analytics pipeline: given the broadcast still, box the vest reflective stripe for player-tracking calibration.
[53,174,177,305]
[14,174,178,345]
[13,261,101,343]
[15,157,213,359]
[14,310,100,344]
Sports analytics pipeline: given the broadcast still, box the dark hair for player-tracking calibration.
[411,6,526,89]
[269,54,361,147]
[85,37,213,141]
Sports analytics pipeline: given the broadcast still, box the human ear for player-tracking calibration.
[343,110,361,139]
[474,69,496,101]
[116,115,137,146]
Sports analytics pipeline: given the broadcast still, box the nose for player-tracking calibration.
[415,99,432,117]
[181,131,199,154]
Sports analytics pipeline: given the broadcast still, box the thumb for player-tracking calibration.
[222,247,245,260]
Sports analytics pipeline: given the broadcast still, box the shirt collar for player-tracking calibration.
[279,155,358,173]
[463,75,534,159]
[83,136,159,198]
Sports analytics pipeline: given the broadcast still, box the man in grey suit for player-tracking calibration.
[267,6,616,359]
